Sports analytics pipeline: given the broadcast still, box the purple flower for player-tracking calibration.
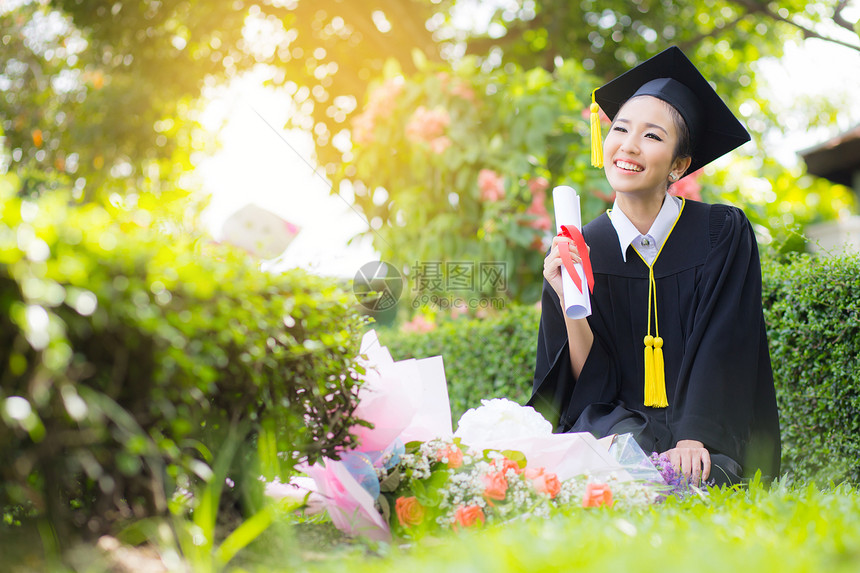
[648,452,713,501]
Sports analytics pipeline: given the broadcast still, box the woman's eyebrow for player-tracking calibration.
[614,117,669,135]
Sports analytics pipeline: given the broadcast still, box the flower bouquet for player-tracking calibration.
[266,331,679,541]
[373,436,659,539]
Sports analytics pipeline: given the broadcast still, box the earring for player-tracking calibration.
[668,173,678,182]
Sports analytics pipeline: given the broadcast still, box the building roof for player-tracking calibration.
[799,124,860,187]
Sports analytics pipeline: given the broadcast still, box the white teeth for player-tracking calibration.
[616,160,643,172]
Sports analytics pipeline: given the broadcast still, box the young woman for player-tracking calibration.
[528,47,780,486]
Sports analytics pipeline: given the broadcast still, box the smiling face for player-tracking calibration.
[603,96,692,199]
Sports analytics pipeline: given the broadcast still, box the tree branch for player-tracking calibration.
[677,13,749,51]
[462,18,546,59]
[833,0,855,32]
[730,0,860,52]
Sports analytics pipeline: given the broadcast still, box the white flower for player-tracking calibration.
[454,398,552,444]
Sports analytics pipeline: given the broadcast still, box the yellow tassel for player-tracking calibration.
[652,336,668,408]
[643,335,655,406]
[590,90,604,168]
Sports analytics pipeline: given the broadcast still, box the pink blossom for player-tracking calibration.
[478,169,505,202]
[669,169,703,201]
[526,182,552,232]
[450,82,476,102]
[402,314,436,333]
[450,299,468,319]
[429,136,452,154]
[351,112,377,145]
[528,177,549,195]
[406,106,450,145]
[351,78,404,145]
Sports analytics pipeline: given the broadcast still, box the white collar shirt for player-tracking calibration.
[608,194,682,266]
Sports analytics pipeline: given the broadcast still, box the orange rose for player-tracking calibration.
[436,445,464,469]
[395,496,425,527]
[495,458,523,476]
[453,504,485,530]
[530,470,562,499]
[524,467,545,480]
[482,470,508,503]
[582,482,614,508]
[525,467,562,498]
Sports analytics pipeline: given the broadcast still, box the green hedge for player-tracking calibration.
[383,254,860,484]
[0,180,367,536]
[762,254,860,484]
[381,305,540,423]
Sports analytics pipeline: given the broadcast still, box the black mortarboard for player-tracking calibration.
[590,46,750,177]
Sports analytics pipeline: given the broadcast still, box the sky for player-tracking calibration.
[197,31,860,279]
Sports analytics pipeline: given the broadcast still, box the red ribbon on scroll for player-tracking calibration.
[557,224,594,295]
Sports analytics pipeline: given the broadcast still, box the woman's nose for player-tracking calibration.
[620,134,639,154]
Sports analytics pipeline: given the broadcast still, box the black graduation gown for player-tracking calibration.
[528,200,781,479]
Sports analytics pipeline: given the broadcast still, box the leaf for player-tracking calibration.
[377,494,391,524]
[380,468,402,493]
[383,57,403,80]
[214,505,275,566]
[410,477,435,507]
[500,449,528,468]
[412,48,428,71]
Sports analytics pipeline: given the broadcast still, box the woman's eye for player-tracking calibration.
[612,126,627,133]
[645,132,663,141]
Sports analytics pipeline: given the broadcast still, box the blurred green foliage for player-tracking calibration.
[704,155,856,257]
[0,173,367,539]
[339,57,613,302]
[1,0,239,198]
[3,1,857,206]
[382,251,860,483]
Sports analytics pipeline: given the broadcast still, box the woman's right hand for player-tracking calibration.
[543,236,586,305]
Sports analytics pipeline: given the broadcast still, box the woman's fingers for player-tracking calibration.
[665,446,711,484]
[689,451,701,483]
[680,450,693,479]
[700,450,711,481]
[548,237,581,263]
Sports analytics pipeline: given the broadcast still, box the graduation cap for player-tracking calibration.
[589,46,750,177]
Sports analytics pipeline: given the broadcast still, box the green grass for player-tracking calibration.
[5,482,860,572]
[285,481,860,573]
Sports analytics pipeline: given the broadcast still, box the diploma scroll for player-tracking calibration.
[552,186,592,319]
